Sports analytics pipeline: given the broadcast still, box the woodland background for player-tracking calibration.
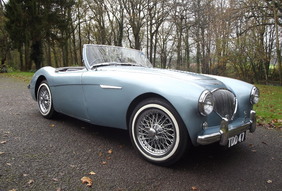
[0,0,281,84]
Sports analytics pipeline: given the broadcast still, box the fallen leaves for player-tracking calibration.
[0,140,7,144]
[248,144,257,152]
[3,131,10,137]
[101,161,107,165]
[27,179,34,185]
[52,178,59,182]
[191,186,198,190]
[81,176,93,187]
[89,171,96,175]
[257,114,282,130]
[267,180,273,184]
[248,144,254,148]
[98,148,114,165]
[80,171,97,187]
[70,164,76,168]
[107,149,113,154]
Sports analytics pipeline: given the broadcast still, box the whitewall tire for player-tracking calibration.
[129,98,189,166]
[37,80,56,119]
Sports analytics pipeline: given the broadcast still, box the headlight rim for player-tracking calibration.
[250,86,260,105]
[199,90,215,116]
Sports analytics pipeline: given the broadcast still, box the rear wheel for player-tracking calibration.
[129,98,190,166]
[37,80,56,119]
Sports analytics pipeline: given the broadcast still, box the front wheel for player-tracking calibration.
[37,80,56,119]
[129,98,190,166]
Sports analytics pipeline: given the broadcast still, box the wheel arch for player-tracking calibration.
[126,93,190,136]
[35,75,47,100]
[127,93,192,165]
[126,93,166,129]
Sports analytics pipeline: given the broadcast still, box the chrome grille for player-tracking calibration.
[212,89,237,121]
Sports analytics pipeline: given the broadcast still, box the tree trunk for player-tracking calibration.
[31,40,43,70]
[274,5,282,85]
[18,47,24,71]
[46,39,52,67]
[24,42,31,71]
[71,23,78,66]
[52,45,59,68]
[78,0,83,64]
[176,16,183,70]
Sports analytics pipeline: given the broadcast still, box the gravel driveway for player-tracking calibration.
[0,75,281,191]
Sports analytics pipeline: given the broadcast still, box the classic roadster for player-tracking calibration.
[28,44,259,165]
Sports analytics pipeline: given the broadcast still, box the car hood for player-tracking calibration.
[97,66,227,90]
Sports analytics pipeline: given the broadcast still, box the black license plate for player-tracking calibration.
[228,132,246,148]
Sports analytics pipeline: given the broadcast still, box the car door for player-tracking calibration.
[51,70,89,121]
[81,70,128,129]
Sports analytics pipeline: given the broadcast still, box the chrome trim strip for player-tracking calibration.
[100,85,122,90]
[198,90,214,116]
[83,44,90,70]
[219,117,229,145]
[197,132,221,145]
[249,110,256,133]
[250,87,260,104]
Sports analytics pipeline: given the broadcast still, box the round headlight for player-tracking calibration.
[199,90,214,116]
[250,86,259,104]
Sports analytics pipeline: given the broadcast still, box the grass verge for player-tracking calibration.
[0,72,34,82]
[255,84,282,130]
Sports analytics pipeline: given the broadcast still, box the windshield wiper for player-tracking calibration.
[91,62,141,69]
[91,62,117,69]
[118,63,141,67]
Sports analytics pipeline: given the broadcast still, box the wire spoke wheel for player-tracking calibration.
[38,86,51,114]
[136,108,176,156]
[130,98,189,166]
[37,81,55,119]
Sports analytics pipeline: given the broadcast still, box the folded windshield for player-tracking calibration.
[83,44,152,69]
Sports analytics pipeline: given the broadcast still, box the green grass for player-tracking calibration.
[1,72,34,82]
[1,72,281,129]
[255,84,282,129]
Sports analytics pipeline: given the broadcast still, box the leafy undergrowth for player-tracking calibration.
[255,84,282,130]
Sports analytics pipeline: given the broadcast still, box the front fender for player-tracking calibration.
[28,66,57,100]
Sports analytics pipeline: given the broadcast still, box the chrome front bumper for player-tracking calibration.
[197,110,256,146]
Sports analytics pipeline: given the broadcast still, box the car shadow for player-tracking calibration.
[171,141,254,172]
[50,113,253,170]
[52,113,132,147]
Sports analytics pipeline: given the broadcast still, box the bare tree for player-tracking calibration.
[122,0,147,50]
[145,0,168,66]
[157,21,176,68]
[86,0,110,44]
[0,0,9,72]
[1,0,281,84]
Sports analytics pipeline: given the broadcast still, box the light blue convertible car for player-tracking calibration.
[28,44,259,165]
